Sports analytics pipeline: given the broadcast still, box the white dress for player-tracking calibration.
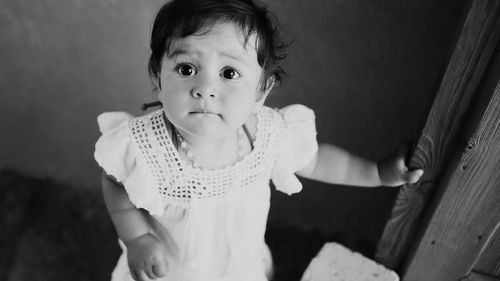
[94,104,318,281]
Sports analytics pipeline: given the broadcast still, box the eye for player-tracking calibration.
[221,67,241,80]
[176,63,197,76]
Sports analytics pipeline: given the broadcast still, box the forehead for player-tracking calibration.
[168,22,259,62]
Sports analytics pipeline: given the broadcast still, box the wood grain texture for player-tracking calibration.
[463,272,500,281]
[375,0,500,270]
[402,64,500,280]
[472,222,500,276]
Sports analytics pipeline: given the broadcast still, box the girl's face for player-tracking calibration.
[158,22,268,140]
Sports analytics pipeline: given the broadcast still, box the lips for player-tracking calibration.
[189,109,221,117]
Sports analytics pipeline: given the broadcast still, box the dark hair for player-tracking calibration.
[148,0,289,93]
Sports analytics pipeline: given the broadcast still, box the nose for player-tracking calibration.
[191,75,218,99]
[191,89,216,99]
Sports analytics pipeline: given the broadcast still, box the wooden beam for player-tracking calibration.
[375,0,500,270]
[463,272,500,281]
[403,77,500,279]
[473,222,500,277]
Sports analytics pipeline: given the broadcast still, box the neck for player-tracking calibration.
[176,128,235,152]
[172,125,246,169]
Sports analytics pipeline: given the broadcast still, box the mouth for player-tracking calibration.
[189,109,221,117]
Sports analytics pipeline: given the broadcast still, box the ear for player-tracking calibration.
[156,75,162,91]
[252,78,274,113]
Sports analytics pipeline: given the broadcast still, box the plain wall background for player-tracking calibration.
[0,0,467,242]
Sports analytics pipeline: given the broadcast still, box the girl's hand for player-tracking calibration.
[125,233,168,280]
[378,144,424,187]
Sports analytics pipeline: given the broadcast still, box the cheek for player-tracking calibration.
[159,79,185,100]
[158,89,187,119]
[225,94,258,120]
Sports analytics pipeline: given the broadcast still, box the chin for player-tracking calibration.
[183,125,232,139]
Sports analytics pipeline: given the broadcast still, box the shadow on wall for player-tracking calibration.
[0,170,120,281]
[0,170,379,281]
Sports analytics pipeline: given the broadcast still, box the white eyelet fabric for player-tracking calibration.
[128,107,281,206]
[93,104,318,281]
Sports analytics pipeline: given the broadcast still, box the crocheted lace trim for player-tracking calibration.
[129,108,284,205]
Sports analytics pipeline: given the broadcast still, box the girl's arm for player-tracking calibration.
[101,172,151,241]
[296,143,423,187]
[101,172,168,280]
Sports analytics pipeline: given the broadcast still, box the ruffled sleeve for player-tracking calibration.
[94,112,165,216]
[271,104,318,195]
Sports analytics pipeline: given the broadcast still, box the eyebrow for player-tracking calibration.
[219,51,247,65]
[167,47,249,66]
[167,48,189,58]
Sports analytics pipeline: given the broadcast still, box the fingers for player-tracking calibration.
[153,262,167,277]
[126,233,168,281]
[145,265,157,280]
[130,269,138,281]
[131,262,166,280]
[152,259,167,277]
[132,265,165,280]
[131,269,149,281]
[396,142,422,184]
[138,271,150,281]
[404,169,424,184]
